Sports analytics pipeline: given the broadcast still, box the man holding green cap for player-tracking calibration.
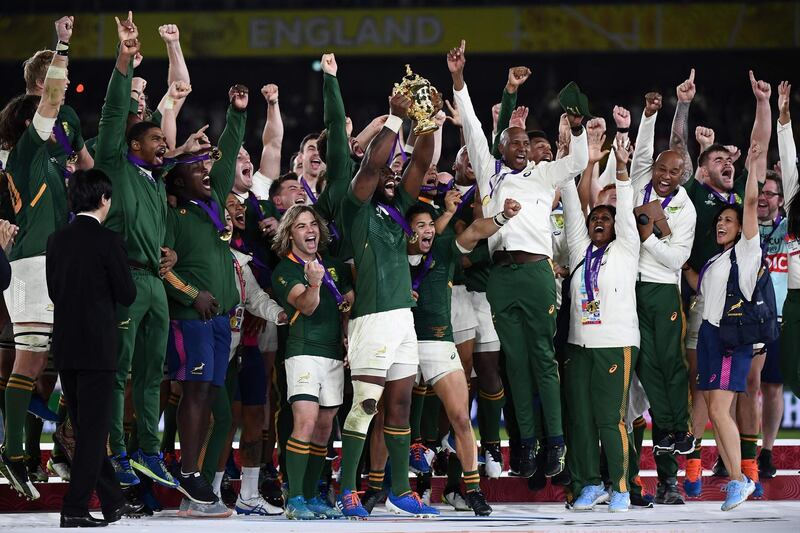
[448,39,589,479]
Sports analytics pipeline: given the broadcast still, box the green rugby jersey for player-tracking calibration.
[412,234,462,342]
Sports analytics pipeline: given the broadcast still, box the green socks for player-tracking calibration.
[477,387,505,444]
[384,424,412,496]
[4,374,35,458]
[285,437,310,498]
[339,429,367,491]
[303,442,327,499]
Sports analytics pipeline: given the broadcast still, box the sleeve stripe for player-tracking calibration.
[163,271,199,300]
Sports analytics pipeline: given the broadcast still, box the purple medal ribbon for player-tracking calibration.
[701,183,736,205]
[456,184,477,213]
[377,202,414,238]
[642,182,677,209]
[386,134,408,165]
[489,160,522,199]
[288,253,348,310]
[187,199,227,236]
[583,243,608,302]
[420,178,454,194]
[231,236,268,270]
[411,253,435,292]
[52,121,75,162]
[300,176,318,204]
[246,192,266,222]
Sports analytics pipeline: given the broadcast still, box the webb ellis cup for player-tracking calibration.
[393,64,441,135]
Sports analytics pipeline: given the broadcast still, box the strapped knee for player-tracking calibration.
[12,324,53,353]
[343,381,384,435]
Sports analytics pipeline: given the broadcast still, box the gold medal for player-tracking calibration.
[230,316,238,328]
[220,229,233,242]
[409,233,419,244]
[338,301,352,313]
[209,147,222,161]
[67,153,78,166]
[482,195,490,206]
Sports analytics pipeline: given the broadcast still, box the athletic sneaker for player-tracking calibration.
[683,458,703,497]
[26,459,48,483]
[508,442,522,476]
[433,447,449,476]
[177,497,233,518]
[131,450,178,488]
[177,471,218,504]
[385,490,439,517]
[655,478,685,504]
[608,491,630,512]
[483,442,503,479]
[551,467,572,486]
[47,456,71,481]
[307,495,342,519]
[758,449,777,479]
[712,456,729,477]
[235,494,284,516]
[336,488,369,518]
[630,491,654,508]
[409,442,432,474]
[0,447,40,500]
[441,432,457,454]
[27,394,58,422]
[544,443,567,477]
[528,448,547,491]
[672,432,695,455]
[285,495,316,520]
[572,483,609,511]
[220,473,237,507]
[415,472,432,505]
[518,442,537,478]
[110,453,140,487]
[442,488,470,511]
[361,488,385,514]
[464,489,492,516]
[654,433,676,455]
[721,476,755,511]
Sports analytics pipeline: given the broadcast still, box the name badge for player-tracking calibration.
[230,305,245,332]
[581,298,601,325]
[787,236,800,257]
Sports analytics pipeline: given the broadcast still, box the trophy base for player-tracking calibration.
[413,119,439,136]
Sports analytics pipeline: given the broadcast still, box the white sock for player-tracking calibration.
[212,471,224,498]
[240,467,260,500]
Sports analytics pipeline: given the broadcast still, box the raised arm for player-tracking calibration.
[578,118,609,212]
[287,261,325,317]
[457,198,521,251]
[401,122,436,200]
[321,54,353,185]
[449,40,495,194]
[538,114,589,189]
[747,70,772,183]
[32,17,72,138]
[210,86,248,199]
[777,81,798,210]
[561,173,592,271]
[157,24,190,116]
[259,83,282,179]
[159,81,191,150]
[490,67,530,158]
[95,13,140,170]
[670,69,696,184]
[350,94,411,203]
[630,92,662,188]
[612,142,642,253]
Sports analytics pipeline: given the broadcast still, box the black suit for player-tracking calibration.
[46,215,136,517]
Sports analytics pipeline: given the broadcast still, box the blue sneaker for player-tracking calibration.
[131,450,178,488]
[27,395,58,422]
[409,442,432,475]
[307,495,342,519]
[573,483,609,511]
[285,495,316,520]
[110,453,140,487]
[336,489,369,519]
[721,477,755,511]
[753,480,764,498]
[608,491,630,513]
[385,490,440,517]
[683,458,703,497]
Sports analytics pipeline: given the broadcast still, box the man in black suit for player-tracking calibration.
[46,169,141,527]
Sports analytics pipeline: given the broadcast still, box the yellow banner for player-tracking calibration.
[0,3,794,61]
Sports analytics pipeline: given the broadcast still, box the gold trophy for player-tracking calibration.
[393,64,440,135]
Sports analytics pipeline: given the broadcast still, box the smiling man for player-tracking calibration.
[629,79,698,504]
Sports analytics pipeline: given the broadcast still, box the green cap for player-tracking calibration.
[558,81,591,118]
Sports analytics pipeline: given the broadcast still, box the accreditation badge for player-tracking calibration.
[230,305,245,333]
[787,235,800,257]
[580,298,601,325]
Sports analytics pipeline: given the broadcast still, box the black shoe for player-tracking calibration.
[259,478,284,509]
[551,467,572,486]
[433,448,449,477]
[654,433,676,456]
[60,514,108,528]
[545,443,567,477]
[361,488,385,514]
[672,432,695,455]
[464,490,492,516]
[103,501,146,523]
[221,472,237,507]
[122,486,154,517]
[711,456,729,478]
[518,442,537,478]
[654,478,685,504]
[758,449,777,479]
[527,448,547,491]
[415,472,432,500]
[630,492,654,508]
[0,447,40,500]
[177,471,218,504]
[508,443,522,476]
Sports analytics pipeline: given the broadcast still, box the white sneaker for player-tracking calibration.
[421,488,432,506]
[177,497,232,518]
[424,447,436,470]
[483,443,503,479]
[235,494,284,516]
[442,489,470,511]
[47,457,71,481]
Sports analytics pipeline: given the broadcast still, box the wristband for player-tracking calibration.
[616,169,628,174]
[492,212,509,227]
[616,127,629,133]
[269,99,278,105]
[56,41,69,56]
[570,125,584,136]
[308,283,320,289]
[163,96,175,110]
[46,66,68,80]
[385,114,403,133]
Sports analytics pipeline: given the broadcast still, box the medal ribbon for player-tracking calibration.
[696,253,724,296]
[287,252,347,310]
[456,184,477,213]
[701,182,736,205]
[386,134,408,165]
[411,253,435,292]
[583,243,608,302]
[246,191,266,222]
[761,214,784,255]
[420,178,454,194]
[377,202,414,238]
[642,182,677,209]
[488,160,522,199]
[231,236,268,270]
[300,176,317,204]
[185,198,228,237]
[52,121,76,162]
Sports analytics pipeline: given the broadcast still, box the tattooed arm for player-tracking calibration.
[671,68,696,185]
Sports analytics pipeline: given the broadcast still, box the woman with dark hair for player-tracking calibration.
[562,134,640,513]
[695,138,765,511]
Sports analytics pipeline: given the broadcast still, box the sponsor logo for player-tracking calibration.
[298,372,311,384]
[191,362,206,375]
[374,346,387,357]
[118,318,132,329]
[709,373,717,383]
[670,312,678,321]
[548,304,555,315]
[609,364,617,374]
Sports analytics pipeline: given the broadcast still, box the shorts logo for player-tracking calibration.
[548,304,555,315]
[670,312,678,321]
[608,364,618,374]
[709,373,717,383]
[191,362,205,375]
[298,372,311,384]
[374,346,387,357]
[118,318,132,330]
[450,351,457,360]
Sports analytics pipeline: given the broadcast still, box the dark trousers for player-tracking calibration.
[60,368,124,517]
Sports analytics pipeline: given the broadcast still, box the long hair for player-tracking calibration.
[271,205,330,257]
[0,94,40,149]
[713,203,745,246]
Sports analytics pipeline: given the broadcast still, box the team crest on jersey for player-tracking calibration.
[179,208,187,215]
[61,121,71,136]
[431,326,448,338]
[666,206,681,215]
[277,276,287,286]
[552,214,565,230]
[328,268,338,282]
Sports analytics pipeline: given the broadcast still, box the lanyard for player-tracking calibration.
[246,192,266,222]
[184,198,231,240]
[583,243,608,302]
[52,121,76,164]
[642,182,677,209]
[696,252,724,296]
[701,182,736,205]
[489,160,522,199]
[287,252,350,312]
[411,253,435,292]
[231,255,246,304]
[300,176,317,204]
[761,215,784,254]
[377,202,417,242]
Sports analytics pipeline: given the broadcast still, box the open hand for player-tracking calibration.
[509,106,529,129]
